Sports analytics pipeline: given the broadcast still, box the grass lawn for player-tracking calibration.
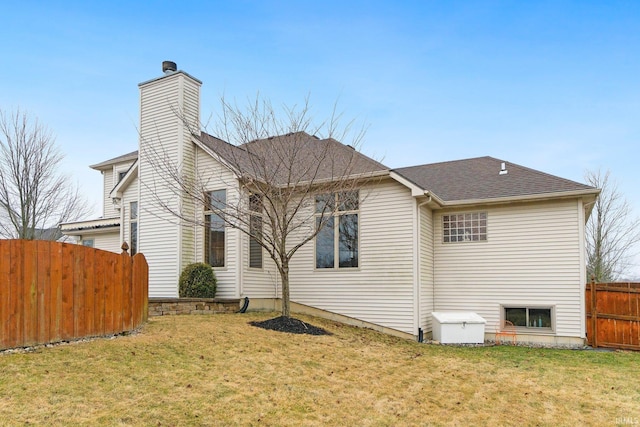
[1,312,639,426]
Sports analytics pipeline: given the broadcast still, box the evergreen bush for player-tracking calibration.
[179,263,217,298]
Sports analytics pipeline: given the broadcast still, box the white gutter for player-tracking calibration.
[435,188,600,208]
[60,217,121,232]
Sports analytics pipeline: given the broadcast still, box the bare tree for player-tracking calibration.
[0,109,90,240]
[585,169,640,281]
[143,96,385,317]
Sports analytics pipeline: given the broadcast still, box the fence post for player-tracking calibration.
[590,274,598,348]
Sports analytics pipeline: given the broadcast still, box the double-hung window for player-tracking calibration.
[204,189,226,267]
[130,201,138,255]
[315,191,359,269]
[249,194,263,269]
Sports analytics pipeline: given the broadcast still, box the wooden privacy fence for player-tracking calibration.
[0,240,148,350]
[586,282,640,350]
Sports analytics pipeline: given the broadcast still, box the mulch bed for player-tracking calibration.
[249,316,332,335]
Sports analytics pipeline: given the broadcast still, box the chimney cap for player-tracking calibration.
[162,61,177,74]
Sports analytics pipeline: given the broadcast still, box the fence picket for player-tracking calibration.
[73,244,86,338]
[0,241,10,347]
[10,240,23,348]
[94,249,106,336]
[37,241,51,344]
[50,242,63,342]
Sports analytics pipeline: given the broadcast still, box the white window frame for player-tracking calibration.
[113,165,129,187]
[204,189,227,268]
[314,191,360,270]
[130,201,138,255]
[502,305,555,333]
[248,194,263,269]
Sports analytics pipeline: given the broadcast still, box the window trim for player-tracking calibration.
[129,201,138,256]
[204,189,227,269]
[442,211,488,243]
[314,190,360,270]
[501,305,555,333]
[113,165,129,186]
[248,194,263,270]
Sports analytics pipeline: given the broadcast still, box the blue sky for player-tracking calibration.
[2,1,639,270]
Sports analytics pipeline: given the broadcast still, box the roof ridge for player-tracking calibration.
[395,155,492,171]
[497,158,595,189]
[393,155,597,202]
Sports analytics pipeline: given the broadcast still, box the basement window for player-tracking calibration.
[443,212,487,243]
[504,306,553,330]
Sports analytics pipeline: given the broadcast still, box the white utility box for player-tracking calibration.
[431,312,486,344]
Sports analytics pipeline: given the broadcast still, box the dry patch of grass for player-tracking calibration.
[1,313,639,426]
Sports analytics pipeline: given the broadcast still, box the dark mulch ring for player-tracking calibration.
[249,316,332,335]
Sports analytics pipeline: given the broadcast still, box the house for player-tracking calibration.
[61,62,599,345]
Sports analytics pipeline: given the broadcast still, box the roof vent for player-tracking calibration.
[499,162,508,175]
[162,61,177,74]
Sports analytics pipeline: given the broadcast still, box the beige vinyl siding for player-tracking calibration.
[241,229,278,298]
[179,78,199,272]
[138,72,201,298]
[91,231,121,253]
[194,147,240,298]
[288,179,417,335]
[433,199,584,338]
[419,203,434,333]
[102,162,135,218]
[102,169,115,217]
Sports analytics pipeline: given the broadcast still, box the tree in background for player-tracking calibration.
[585,169,640,281]
[0,109,89,240]
[144,96,383,317]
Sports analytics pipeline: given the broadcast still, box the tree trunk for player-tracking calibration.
[280,261,290,318]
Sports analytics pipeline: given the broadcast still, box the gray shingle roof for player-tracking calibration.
[196,131,388,185]
[92,144,596,203]
[393,156,597,202]
[90,151,139,170]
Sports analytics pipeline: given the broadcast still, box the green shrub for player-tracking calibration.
[179,263,217,298]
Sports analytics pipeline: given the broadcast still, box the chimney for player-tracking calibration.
[162,60,177,74]
[138,62,202,296]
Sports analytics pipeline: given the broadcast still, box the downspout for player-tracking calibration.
[236,210,243,299]
[414,194,431,341]
[432,214,436,313]
[234,186,248,298]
